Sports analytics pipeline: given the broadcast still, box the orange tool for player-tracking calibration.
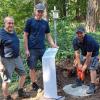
[77,67,85,81]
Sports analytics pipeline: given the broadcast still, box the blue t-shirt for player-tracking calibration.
[73,34,99,57]
[0,28,20,58]
[24,18,50,49]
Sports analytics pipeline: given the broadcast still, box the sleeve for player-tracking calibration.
[73,38,80,51]
[0,35,2,54]
[24,19,31,33]
[45,22,50,34]
[0,34,2,45]
[86,40,94,52]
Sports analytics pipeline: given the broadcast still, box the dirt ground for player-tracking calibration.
[0,59,100,100]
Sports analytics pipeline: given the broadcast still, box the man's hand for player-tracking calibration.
[81,65,87,72]
[77,64,83,71]
[81,52,92,72]
[51,44,59,48]
[25,49,30,58]
[0,62,4,72]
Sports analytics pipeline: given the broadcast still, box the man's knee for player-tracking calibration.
[2,81,8,90]
[20,74,26,79]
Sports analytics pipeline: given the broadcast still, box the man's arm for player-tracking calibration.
[82,52,92,71]
[0,60,4,71]
[74,50,82,68]
[46,33,58,48]
[23,32,30,58]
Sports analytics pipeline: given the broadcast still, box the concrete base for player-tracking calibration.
[40,96,65,100]
[63,84,91,97]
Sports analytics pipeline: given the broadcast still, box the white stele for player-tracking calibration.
[42,48,65,100]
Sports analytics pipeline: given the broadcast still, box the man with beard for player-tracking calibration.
[72,26,99,94]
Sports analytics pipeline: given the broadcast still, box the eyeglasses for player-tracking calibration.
[76,32,83,34]
[37,10,44,13]
[7,22,14,25]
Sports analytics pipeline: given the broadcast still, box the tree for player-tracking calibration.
[0,0,33,33]
[75,0,87,20]
[57,0,66,17]
[86,0,100,32]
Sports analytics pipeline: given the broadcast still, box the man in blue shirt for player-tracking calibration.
[0,16,29,100]
[24,3,57,91]
[72,26,99,94]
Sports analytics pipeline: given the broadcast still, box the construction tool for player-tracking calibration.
[77,67,85,81]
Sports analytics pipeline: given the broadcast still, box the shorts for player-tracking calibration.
[81,56,99,70]
[27,49,45,69]
[1,56,26,82]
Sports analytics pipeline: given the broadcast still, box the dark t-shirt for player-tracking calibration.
[0,28,20,58]
[24,18,50,49]
[73,34,99,57]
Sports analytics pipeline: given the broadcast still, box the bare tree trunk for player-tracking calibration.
[86,0,99,32]
[62,0,66,17]
[96,0,100,24]
[57,0,66,17]
[76,0,80,20]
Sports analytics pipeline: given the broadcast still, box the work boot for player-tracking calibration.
[18,88,30,98]
[71,78,84,88]
[32,82,40,91]
[86,83,96,94]
[4,95,13,100]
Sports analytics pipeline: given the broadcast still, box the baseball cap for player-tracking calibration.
[76,26,85,34]
[35,3,45,11]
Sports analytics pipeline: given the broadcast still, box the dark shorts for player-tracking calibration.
[27,49,45,69]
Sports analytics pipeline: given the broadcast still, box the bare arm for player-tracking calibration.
[74,50,82,67]
[23,32,30,58]
[82,52,92,71]
[0,61,4,71]
[46,33,58,48]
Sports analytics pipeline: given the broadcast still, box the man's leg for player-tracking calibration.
[18,75,26,89]
[86,57,99,94]
[29,69,40,91]
[0,62,9,97]
[27,49,40,91]
[30,69,36,83]
[90,70,97,83]
[2,82,13,100]
[2,82,9,97]
[72,55,84,88]
[15,56,29,98]
[18,74,30,98]
[86,70,96,94]
[1,58,14,99]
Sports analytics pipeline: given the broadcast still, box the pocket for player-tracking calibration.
[91,57,99,68]
[4,47,13,58]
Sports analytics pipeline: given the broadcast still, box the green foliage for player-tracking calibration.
[50,18,79,61]
[0,0,33,33]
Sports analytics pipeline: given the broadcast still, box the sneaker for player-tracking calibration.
[4,95,13,100]
[71,78,84,88]
[32,82,40,91]
[86,83,96,94]
[18,88,30,98]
